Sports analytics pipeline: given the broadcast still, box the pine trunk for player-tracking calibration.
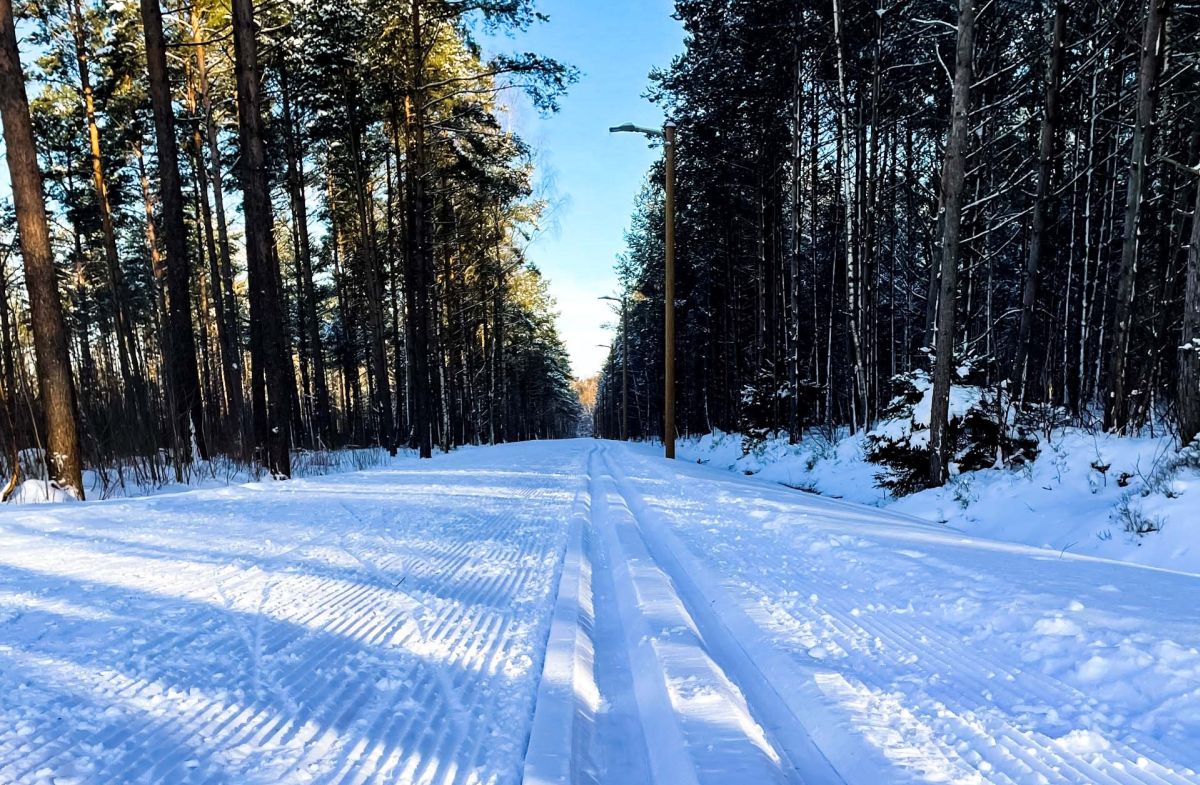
[280,64,330,446]
[140,0,209,464]
[1180,176,1200,445]
[404,0,433,458]
[0,0,85,497]
[230,0,290,476]
[928,0,976,486]
[71,0,138,400]
[189,7,244,440]
[1106,0,1166,432]
[1015,2,1067,396]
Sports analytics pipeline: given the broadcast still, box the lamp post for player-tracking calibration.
[609,121,676,459]
[599,295,628,441]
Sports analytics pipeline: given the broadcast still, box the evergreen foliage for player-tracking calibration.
[0,0,581,491]
[597,0,1200,485]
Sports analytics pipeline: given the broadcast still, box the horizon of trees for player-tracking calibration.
[597,0,1200,488]
[0,0,583,499]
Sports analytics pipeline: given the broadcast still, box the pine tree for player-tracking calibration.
[139,0,208,467]
[928,0,977,486]
[0,0,84,496]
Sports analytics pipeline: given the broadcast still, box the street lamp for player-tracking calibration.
[599,295,628,441]
[610,120,676,460]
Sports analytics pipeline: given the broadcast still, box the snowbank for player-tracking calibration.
[678,428,1200,574]
[2,447,395,505]
[5,479,79,504]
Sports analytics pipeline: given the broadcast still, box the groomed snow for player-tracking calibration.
[0,444,584,784]
[2,439,1198,784]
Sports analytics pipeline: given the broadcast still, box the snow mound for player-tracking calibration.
[680,426,1200,574]
[5,479,79,504]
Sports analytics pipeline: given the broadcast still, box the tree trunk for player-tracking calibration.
[0,258,21,500]
[134,139,168,350]
[189,6,244,440]
[70,0,139,401]
[1015,1,1066,397]
[346,94,395,454]
[1106,0,1167,432]
[193,17,240,362]
[0,0,85,497]
[139,0,209,464]
[928,0,976,487]
[788,37,801,441]
[831,0,868,430]
[230,0,290,476]
[404,0,433,458]
[1180,175,1200,445]
[280,63,331,446]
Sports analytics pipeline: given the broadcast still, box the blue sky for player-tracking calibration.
[488,0,683,379]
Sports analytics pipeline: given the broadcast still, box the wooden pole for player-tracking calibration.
[621,296,628,441]
[664,122,676,459]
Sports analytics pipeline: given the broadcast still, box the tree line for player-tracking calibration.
[0,0,581,498]
[597,0,1200,486]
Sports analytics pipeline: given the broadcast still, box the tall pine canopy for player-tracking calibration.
[0,0,581,495]
[596,0,1200,486]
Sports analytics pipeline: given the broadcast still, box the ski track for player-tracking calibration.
[524,442,1200,785]
[599,445,1200,784]
[2,440,1199,784]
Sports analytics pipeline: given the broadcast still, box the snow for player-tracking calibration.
[866,372,988,452]
[2,439,1199,784]
[6,479,79,504]
[5,448,393,503]
[680,427,1200,575]
[0,444,582,784]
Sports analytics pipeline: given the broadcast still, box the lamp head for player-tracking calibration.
[609,122,664,138]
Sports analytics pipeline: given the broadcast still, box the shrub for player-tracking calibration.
[1115,495,1166,536]
[865,370,1039,495]
[737,369,822,456]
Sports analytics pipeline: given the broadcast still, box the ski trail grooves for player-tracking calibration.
[525,444,826,784]
[0,445,584,785]
[596,446,850,785]
[523,447,601,785]
[4,440,1200,784]
[611,443,1200,785]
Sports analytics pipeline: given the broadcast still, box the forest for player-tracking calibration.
[595,0,1200,488]
[0,0,583,499]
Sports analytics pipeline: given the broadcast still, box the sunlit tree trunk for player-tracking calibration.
[139,0,208,466]
[188,7,244,442]
[230,0,290,476]
[69,0,139,401]
[0,0,85,496]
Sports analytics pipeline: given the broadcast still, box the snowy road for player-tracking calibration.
[1,441,1198,784]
